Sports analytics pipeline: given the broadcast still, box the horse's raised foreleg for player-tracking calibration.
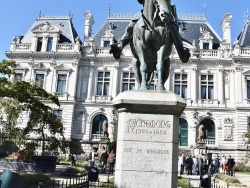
[156,47,169,90]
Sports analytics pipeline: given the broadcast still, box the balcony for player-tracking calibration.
[196,49,219,58]
[93,95,112,103]
[54,92,69,100]
[204,139,216,146]
[10,43,80,53]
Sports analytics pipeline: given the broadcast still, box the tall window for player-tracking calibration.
[56,74,67,93]
[149,72,158,90]
[174,73,187,98]
[179,118,188,146]
[46,37,53,52]
[14,73,23,81]
[53,109,62,119]
[200,119,215,140]
[36,37,43,52]
[92,114,107,135]
[35,74,44,88]
[247,80,250,99]
[201,75,214,99]
[97,72,110,96]
[122,72,135,92]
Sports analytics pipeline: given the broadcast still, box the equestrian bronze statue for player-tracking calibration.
[110,0,190,90]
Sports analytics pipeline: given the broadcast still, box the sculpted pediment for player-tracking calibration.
[54,64,71,71]
[13,63,28,70]
[243,70,250,75]
[32,22,60,33]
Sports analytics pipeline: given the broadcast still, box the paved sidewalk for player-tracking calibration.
[235,172,250,188]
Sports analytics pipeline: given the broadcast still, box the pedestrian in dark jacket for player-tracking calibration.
[186,155,194,175]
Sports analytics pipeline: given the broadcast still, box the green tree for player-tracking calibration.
[0,60,67,157]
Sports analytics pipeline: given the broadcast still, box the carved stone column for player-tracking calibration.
[191,66,197,104]
[218,67,224,104]
[86,61,94,102]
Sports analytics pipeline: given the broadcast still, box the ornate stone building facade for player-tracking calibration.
[5,11,250,161]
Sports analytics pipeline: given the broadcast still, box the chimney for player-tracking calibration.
[221,13,232,44]
[84,11,94,39]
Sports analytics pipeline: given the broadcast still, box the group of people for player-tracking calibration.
[178,153,236,176]
[221,155,236,176]
[89,146,116,174]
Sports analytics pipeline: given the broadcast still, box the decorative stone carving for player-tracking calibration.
[224,118,233,141]
[32,22,60,33]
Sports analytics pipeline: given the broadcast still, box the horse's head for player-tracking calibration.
[153,0,171,22]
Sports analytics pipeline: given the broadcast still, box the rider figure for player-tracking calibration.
[110,0,190,63]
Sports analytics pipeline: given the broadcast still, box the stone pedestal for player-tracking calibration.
[112,90,186,188]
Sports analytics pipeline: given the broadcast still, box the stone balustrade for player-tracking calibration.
[240,47,250,55]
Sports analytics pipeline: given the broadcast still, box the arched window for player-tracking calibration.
[200,119,215,139]
[179,118,188,146]
[92,114,108,135]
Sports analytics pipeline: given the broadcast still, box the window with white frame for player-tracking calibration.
[53,109,62,119]
[36,37,43,52]
[203,43,209,49]
[122,72,135,92]
[174,73,187,98]
[46,37,53,52]
[103,41,110,47]
[247,80,250,99]
[201,75,214,99]
[97,71,110,96]
[14,73,23,81]
[149,72,158,90]
[56,74,67,93]
[35,74,45,88]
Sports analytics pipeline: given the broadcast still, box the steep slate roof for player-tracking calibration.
[21,15,80,44]
[237,20,250,47]
[93,13,221,49]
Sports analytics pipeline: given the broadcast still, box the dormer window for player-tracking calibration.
[199,31,213,50]
[36,37,43,52]
[103,41,110,47]
[203,43,209,49]
[31,22,60,52]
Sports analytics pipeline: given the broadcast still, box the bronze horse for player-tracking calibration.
[130,0,189,90]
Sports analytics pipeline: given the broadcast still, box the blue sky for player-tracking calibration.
[0,0,249,60]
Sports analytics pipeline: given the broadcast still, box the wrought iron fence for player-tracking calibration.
[28,174,113,188]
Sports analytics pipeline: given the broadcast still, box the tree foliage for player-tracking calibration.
[0,60,67,157]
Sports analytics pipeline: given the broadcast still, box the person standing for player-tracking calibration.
[100,149,109,173]
[72,153,77,166]
[186,155,194,175]
[227,155,235,176]
[108,150,115,174]
[214,155,220,174]
[178,153,184,176]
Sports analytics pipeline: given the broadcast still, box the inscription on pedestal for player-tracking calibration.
[118,113,176,143]
[125,118,171,135]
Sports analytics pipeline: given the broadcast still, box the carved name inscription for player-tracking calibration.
[124,147,169,155]
[125,118,171,135]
